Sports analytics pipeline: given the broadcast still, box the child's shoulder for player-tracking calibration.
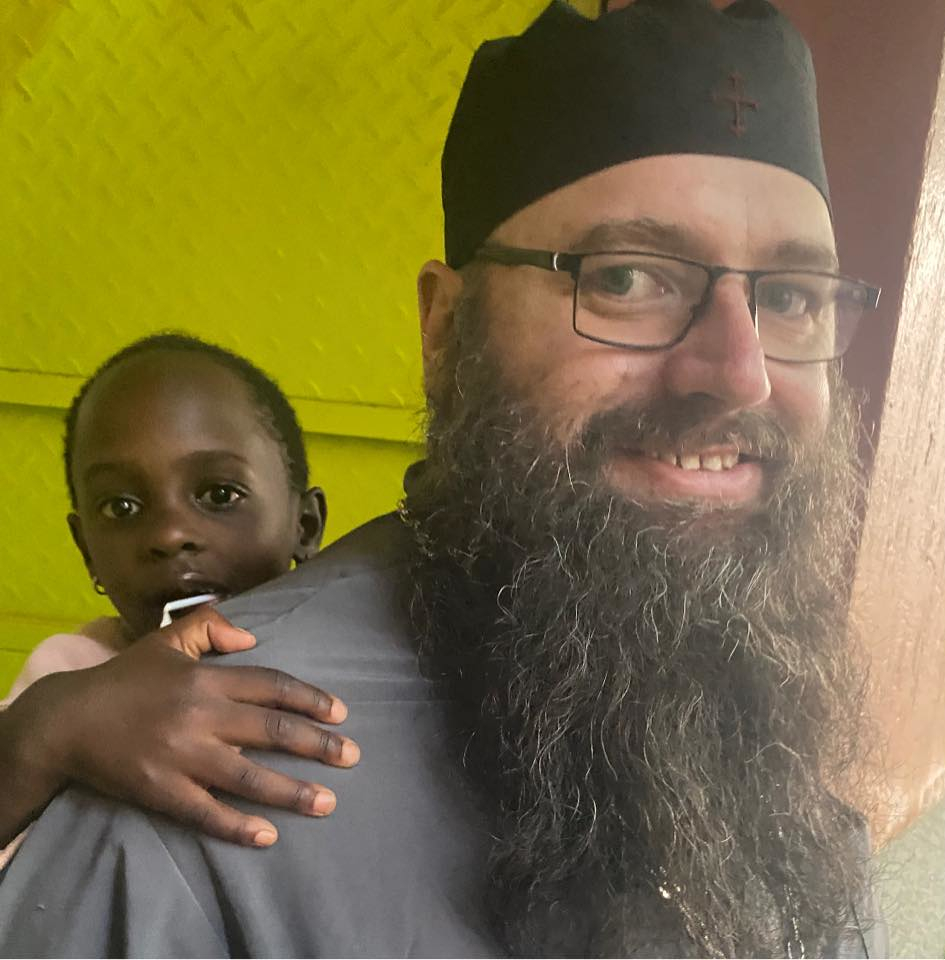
[2,618,131,706]
[76,616,134,652]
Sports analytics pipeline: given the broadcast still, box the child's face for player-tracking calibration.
[68,351,323,637]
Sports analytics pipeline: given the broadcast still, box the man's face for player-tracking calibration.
[461,153,836,509]
[411,153,864,956]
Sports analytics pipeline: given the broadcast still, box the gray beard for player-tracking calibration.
[402,307,870,957]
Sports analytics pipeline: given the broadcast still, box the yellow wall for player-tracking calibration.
[0,0,597,693]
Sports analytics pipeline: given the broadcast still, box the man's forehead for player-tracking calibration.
[571,220,839,272]
[490,154,837,268]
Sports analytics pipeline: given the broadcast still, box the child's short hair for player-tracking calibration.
[64,333,309,507]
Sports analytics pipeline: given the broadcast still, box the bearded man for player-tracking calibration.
[0,1,886,957]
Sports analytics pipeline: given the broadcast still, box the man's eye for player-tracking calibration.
[758,284,812,318]
[99,496,141,520]
[198,485,245,508]
[595,266,637,296]
[583,264,673,302]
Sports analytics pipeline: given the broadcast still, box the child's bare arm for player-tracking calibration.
[0,608,359,850]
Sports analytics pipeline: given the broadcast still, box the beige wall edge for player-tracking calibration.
[850,32,945,845]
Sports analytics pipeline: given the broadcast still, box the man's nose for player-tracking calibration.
[146,505,205,558]
[661,273,771,411]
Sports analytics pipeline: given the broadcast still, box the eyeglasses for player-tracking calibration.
[474,245,881,363]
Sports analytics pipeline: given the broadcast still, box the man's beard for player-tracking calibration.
[402,296,871,957]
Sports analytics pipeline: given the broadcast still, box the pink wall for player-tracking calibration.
[777,1,945,453]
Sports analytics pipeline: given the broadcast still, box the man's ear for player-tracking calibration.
[67,512,96,578]
[294,486,326,564]
[417,259,463,400]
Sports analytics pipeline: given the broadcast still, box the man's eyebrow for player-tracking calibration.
[570,219,702,257]
[569,219,841,272]
[765,239,840,272]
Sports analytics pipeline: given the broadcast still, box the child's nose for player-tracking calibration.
[147,508,206,558]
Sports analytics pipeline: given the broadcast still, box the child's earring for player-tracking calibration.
[92,576,107,596]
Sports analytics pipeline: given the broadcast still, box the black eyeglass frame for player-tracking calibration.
[474,244,882,364]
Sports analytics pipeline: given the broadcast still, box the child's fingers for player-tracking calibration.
[207,749,339,817]
[156,608,256,659]
[214,700,360,767]
[204,613,257,655]
[211,663,349,726]
[149,777,284,849]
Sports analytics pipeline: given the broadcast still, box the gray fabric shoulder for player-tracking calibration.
[210,513,431,705]
[0,515,502,958]
[0,788,227,958]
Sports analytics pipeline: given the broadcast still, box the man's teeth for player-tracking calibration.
[645,450,740,471]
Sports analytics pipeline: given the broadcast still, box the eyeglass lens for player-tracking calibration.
[575,254,869,361]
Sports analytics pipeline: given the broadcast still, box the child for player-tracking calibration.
[0,333,359,865]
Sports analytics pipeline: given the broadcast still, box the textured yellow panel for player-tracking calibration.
[0,0,597,696]
[0,405,103,630]
[305,433,419,547]
[0,0,65,100]
[0,0,594,406]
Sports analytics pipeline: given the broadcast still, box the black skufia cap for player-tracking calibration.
[443,0,829,268]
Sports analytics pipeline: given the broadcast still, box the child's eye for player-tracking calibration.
[99,496,142,520]
[197,484,246,508]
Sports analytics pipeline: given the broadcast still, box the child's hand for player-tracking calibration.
[14,608,359,848]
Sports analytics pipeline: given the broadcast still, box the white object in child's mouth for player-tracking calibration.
[160,593,219,628]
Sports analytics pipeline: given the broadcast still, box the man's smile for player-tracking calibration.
[640,443,742,471]
[607,442,766,504]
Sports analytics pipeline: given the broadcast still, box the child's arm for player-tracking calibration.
[0,608,358,850]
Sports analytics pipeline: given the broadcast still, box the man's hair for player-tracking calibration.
[63,332,309,506]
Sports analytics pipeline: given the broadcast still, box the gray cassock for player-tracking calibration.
[0,514,887,959]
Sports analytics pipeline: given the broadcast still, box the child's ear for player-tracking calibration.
[294,487,326,564]
[67,512,96,577]
[417,259,463,403]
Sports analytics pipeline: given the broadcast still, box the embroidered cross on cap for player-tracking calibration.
[442,0,829,268]
[713,72,759,136]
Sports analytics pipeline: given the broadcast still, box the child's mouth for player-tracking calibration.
[154,576,231,627]
[158,584,228,605]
